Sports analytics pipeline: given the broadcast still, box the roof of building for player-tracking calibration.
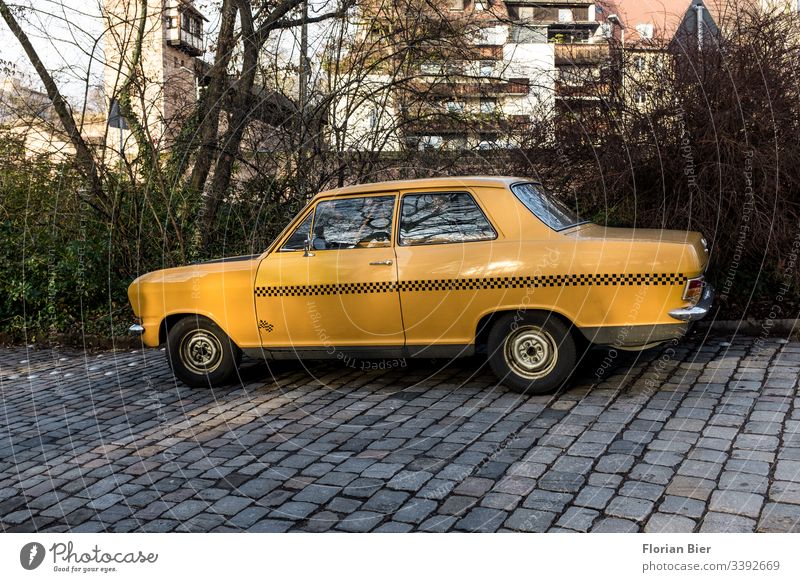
[317,176,533,197]
[176,0,210,23]
[597,0,692,45]
[598,0,756,46]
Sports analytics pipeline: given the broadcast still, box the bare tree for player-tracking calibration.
[0,0,105,210]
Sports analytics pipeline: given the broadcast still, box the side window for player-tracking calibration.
[399,192,497,245]
[312,196,395,250]
[280,212,313,251]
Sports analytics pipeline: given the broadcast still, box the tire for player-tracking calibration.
[487,312,577,394]
[165,316,241,387]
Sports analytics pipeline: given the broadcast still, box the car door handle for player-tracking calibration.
[369,260,393,266]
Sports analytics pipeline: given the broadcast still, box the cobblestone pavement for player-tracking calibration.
[2,333,800,533]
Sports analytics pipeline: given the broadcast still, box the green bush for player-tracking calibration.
[0,138,298,345]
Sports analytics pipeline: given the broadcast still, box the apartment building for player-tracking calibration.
[332,0,615,151]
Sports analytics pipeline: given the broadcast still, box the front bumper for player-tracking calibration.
[669,284,715,322]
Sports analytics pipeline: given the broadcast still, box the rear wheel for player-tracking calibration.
[487,312,577,394]
[166,316,241,387]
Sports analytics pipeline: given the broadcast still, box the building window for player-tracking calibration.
[449,0,465,10]
[636,23,654,40]
[558,9,574,23]
[445,135,468,150]
[635,90,647,105]
[480,98,496,114]
[446,62,463,76]
[180,13,201,36]
[420,62,442,75]
[475,0,486,11]
[511,24,546,43]
[479,61,494,77]
[478,133,498,149]
[417,135,443,150]
[559,66,598,86]
[445,101,465,113]
[634,56,646,72]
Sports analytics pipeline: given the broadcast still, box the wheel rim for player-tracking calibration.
[503,325,559,380]
[179,329,223,374]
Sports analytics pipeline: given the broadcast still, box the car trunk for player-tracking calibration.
[566,225,709,271]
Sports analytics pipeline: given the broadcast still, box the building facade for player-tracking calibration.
[103,0,206,153]
[331,0,616,151]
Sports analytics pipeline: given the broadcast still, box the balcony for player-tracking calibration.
[417,78,531,97]
[165,0,207,57]
[555,80,611,100]
[554,43,611,65]
[404,114,532,135]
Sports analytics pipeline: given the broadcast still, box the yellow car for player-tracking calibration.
[128,176,712,393]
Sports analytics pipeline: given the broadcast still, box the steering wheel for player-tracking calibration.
[357,231,390,246]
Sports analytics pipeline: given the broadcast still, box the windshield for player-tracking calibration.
[511,182,584,231]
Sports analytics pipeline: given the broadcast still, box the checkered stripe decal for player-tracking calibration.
[399,273,686,292]
[254,273,686,297]
[255,281,398,297]
[258,320,274,332]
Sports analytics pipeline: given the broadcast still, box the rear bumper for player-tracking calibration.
[579,323,689,349]
[669,284,715,322]
[128,323,145,336]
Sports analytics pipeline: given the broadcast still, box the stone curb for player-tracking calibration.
[696,319,799,337]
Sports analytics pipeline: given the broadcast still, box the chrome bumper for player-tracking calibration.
[669,284,715,322]
[128,323,145,336]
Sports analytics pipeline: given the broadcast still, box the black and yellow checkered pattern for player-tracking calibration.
[255,281,398,298]
[254,273,686,298]
[257,320,274,332]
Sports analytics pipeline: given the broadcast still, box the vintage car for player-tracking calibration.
[128,176,713,393]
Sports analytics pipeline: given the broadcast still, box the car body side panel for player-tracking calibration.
[396,238,700,346]
[128,259,260,348]
[254,246,404,348]
[395,184,705,346]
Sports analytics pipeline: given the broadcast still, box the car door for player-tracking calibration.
[254,193,404,351]
[394,189,501,351]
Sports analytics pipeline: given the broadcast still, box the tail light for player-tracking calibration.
[683,276,705,304]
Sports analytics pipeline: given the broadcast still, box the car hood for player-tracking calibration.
[128,256,261,318]
[196,254,261,265]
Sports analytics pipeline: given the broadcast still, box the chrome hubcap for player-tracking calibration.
[504,325,558,380]
[180,330,223,374]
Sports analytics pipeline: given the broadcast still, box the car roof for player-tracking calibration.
[313,176,536,199]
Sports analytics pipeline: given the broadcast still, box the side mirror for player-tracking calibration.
[303,236,315,257]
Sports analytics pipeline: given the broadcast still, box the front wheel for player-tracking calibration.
[487,313,577,394]
[166,316,241,387]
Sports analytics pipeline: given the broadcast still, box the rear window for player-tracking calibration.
[511,182,584,231]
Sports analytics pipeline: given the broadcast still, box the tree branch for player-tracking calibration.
[0,0,104,204]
